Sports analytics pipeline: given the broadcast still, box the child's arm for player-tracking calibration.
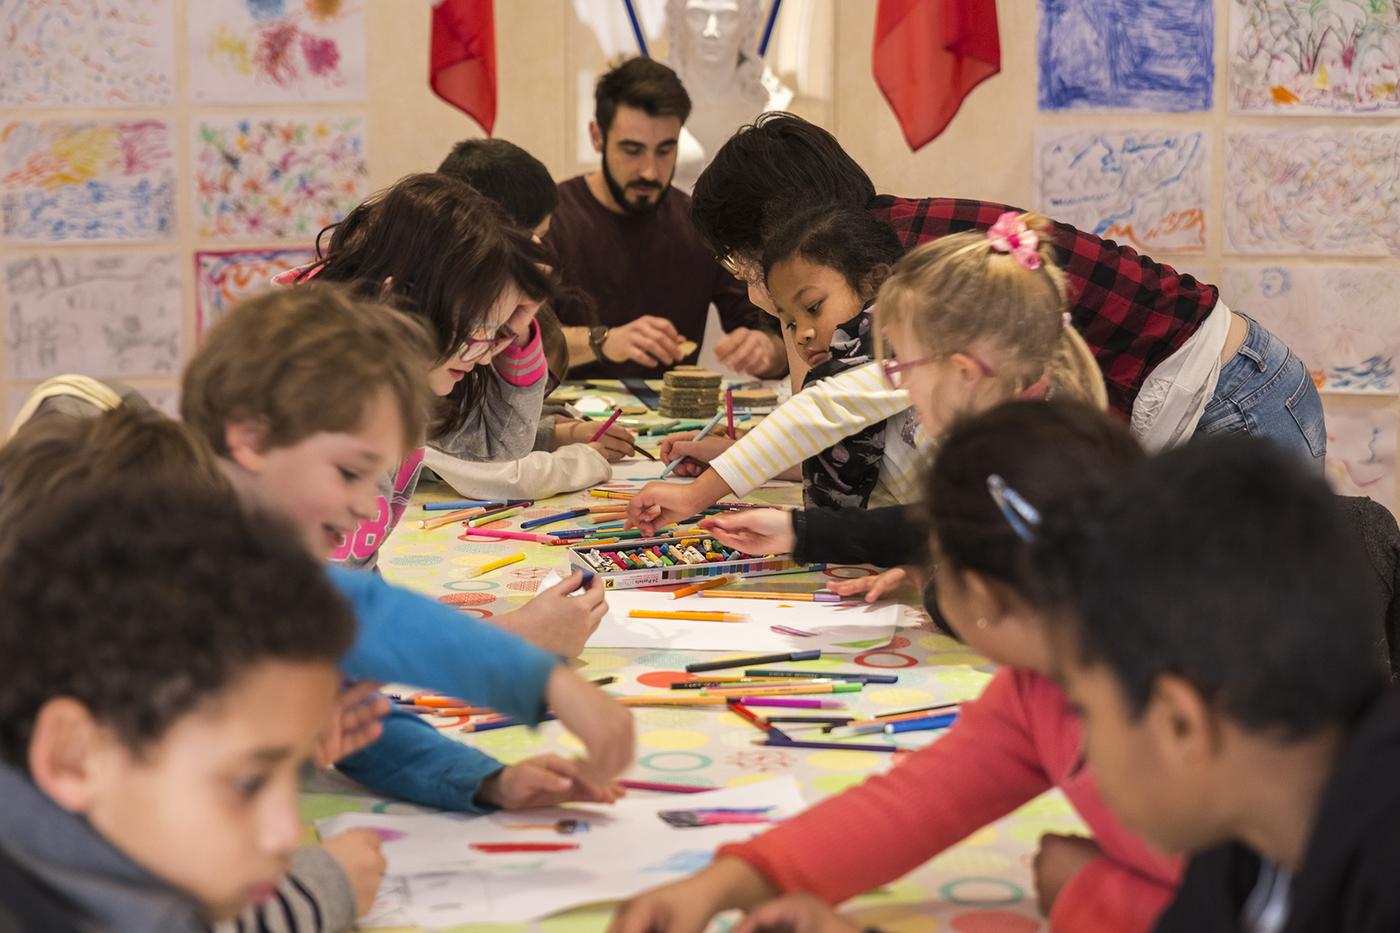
[335,708,511,812]
[327,566,556,723]
[217,844,362,933]
[717,669,1051,902]
[433,321,548,463]
[791,505,927,567]
[1045,847,1178,933]
[422,444,611,502]
[711,361,911,499]
[611,670,1054,933]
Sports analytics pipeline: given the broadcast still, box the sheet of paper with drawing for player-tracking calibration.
[316,778,808,927]
[582,579,901,652]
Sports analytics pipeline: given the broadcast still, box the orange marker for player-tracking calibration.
[670,575,735,599]
[628,609,745,623]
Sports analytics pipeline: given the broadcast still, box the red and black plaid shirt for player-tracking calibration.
[867,196,1219,416]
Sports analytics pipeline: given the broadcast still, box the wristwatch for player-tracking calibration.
[588,325,611,363]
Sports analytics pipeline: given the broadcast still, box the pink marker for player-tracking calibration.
[738,698,844,709]
[457,527,558,545]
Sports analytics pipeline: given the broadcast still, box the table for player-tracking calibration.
[302,385,1085,933]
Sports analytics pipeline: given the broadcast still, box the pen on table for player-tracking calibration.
[725,389,735,440]
[628,609,746,623]
[467,552,526,578]
[519,507,590,530]
[659,409,726,479]
[587,409,622,443]
[685,650,822,674]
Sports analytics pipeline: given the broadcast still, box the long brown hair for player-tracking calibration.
[309,173,560,436]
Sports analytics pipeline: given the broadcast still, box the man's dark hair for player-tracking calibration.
[594,57,692,136]
[437,138,558,231]
[692,112,877,262]
[0,480,357,768]
[1034,435,1387,739]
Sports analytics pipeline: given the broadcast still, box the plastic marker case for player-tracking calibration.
[568,534,824,590]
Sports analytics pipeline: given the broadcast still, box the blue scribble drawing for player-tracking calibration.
[643,850,715,873]
[1329,357,1396,394]
[1035,129,1208,253]
[1324,407,1396,511]
[1222,264,1400,396]
[1039,0,1214,111]
[0,121,176,243]
[4,253,183,380]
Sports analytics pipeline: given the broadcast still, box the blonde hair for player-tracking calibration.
[877,212,1107,410]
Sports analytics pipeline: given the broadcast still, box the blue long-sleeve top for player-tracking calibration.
[325,566,560,812]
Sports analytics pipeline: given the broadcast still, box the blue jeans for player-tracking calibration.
[1194,314,1326,471]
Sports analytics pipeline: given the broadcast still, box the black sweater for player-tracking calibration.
[1155,688,1400,933]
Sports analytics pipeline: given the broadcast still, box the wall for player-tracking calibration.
[2,0,1395,504]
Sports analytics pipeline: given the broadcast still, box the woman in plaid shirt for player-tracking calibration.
[691,112,1324,466]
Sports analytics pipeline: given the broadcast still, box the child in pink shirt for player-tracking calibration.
[610,401,1182,933]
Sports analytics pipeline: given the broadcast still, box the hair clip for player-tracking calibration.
[987,473,1041,543]
[986,212,1042,271]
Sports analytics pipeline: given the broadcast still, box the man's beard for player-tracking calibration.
[602,147,671,216]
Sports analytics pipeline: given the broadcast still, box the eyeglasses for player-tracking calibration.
[719,253,764,287]
[986,474,1041,543]
[879,352,995,390]
[455,322,518,364]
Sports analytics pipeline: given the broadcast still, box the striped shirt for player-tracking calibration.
[711,362,925,504]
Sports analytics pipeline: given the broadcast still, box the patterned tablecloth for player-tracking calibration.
[302,385,1084,933]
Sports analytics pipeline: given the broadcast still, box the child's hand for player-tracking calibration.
[659,432,737,475]
[827,565,924,604]
[315,681,392,768]
[717,327,783,377]
[733,894,862,933]
[477,754,624,810]
[544,666,635,786]
[699,509,796,555]
[497,571,606,658]
[319,829,387,919]
[1032,833,1102,918]
[627,481,711,535]
[609,857,777,933]
[557,419,636,457]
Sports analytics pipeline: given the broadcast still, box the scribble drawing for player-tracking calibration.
[192,115,367,240]
[1324,405,1396,511]
[1229,0,1400,114]
[1224,128,1400,256]
[4,253,182,380]
[189,0,367,103]
[0,0,177,107]
[195,248,315,334]
[1036,129,1208,253]
[1222,264,1400,395]
[1038,0,1214,111]
[1,121,176,243]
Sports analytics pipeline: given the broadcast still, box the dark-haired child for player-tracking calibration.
[1035,436,1400,932]
[611,401,1181,933]
[658,203,925,511]
[0,480,355,931]
[278,173,607,569]
[431,138,633,500]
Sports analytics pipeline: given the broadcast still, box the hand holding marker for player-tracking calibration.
[660,409,727,479]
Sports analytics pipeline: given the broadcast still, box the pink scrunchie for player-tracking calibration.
[986,212,1042,270]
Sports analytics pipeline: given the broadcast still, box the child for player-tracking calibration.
[647,214,1105,604]
[610,400,1181,933]
[429,136,635,499]
[0,478,356,930]
[287,172,623,569]
[181,286,629,757]
[662,203,926,511]
[1032,437,1400,932]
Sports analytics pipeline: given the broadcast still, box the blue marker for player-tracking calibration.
[659,409,727,479]
[521,507,589,530]
[884,713,959,734]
